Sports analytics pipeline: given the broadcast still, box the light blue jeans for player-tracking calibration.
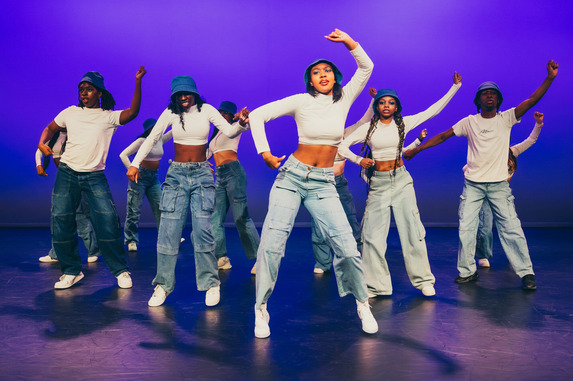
[476,201,494,260]
[52,163,128,276]
[458,179,534,278]
[255,155,369,308]
[153,161,219,293]
[361,166,435,295]
[211,160,259,260]
[124,166,162,245]
[48,195,100,259]
[311,173,362,271]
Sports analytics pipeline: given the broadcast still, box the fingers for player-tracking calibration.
[369,88,377,98]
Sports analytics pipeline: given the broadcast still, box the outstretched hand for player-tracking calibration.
[368,87,377,98]
[418,128,428,141]
[237,107,250,126]
[547,60,558,79]
[325,28,358,50]
[453,71,462,85]
[534,111,544,124]
[136,66,147,80]
[261,151,285,169]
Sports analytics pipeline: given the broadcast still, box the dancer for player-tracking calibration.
[38,67,146,289]
[249,29,377,338]
[119,118,173,252]
[338,73,462,297]
[475,112,545,268]
[126,76,249,307]
[404,60,559,290]
[36,131,100,263]
[207,101,259,275]
[312,89,428,274]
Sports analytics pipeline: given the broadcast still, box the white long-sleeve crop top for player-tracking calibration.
[119,131,173,169]
[338,83,461,165]
[35,130,67,167]
[249,44,374,154]
[131,103,247,168]
[206,123,250,160]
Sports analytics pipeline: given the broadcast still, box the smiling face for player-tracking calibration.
[309,63,336,95]
[376,96,399,120]
[177,92,196,111]
[78,82,102,108]
[479,89,499,111]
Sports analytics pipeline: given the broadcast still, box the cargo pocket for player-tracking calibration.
[201,184,216,212]
[159,183,180,217]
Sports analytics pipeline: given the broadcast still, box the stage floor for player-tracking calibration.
[0,227,572,380]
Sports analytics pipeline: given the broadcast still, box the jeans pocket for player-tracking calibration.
[160,184,180,213]
[201,184,216,212]
[411,208,426,241]
[506,195,518,220]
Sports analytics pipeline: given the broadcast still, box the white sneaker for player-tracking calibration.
[367,292,377,298]
[217,256,232,270]
[250,263,257,275]
[421,285,436,296]
[205,286,220,306]
[313,267,324,274]
[180,237,185,243]
[356,300,378,334]
[127,242,138,252]
[116,272,133,289]
[478,258,490,268]
[54,272,84,289]
[87,256,98,263]
[148,285,169,307]
[39,255,58,263]
[254,303,270,338]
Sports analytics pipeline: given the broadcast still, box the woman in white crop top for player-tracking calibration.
[338,73,462,298]
[207,101,260,275]
[126,75,249,308]
[248,29,378,338]
[119,118,173,252]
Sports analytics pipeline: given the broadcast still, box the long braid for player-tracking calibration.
[359,114,380,186]
[393,112,405,174]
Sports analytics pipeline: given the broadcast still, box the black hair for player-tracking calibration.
[168,92,204,130]
[306,82,343,103]
[508,148,517,175]
[77,83,116,110]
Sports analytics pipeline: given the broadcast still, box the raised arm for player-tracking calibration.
[405,72,462,130]
[511,112,544,157]
[403,128,455,161]
[119,66,146,125]
[514,61,558,120]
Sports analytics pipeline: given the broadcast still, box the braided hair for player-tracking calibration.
[393,112,406,173]
[168,93,205,131]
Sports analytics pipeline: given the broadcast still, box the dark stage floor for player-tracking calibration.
[0,227,572,380]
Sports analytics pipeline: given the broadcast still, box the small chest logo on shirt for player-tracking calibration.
[479,129,494,135]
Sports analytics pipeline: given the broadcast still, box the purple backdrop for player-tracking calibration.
[1,0,571,226]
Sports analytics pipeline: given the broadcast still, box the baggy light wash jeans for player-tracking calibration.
[52,163,128,276]
[476,201,494,260]
[124,166,162,245]
[458,178,534,278]
[361,166,435,295]
[48,194,100,260]
[211,160,260,260]
[311,172,362,271]
[153,161,219,293]
[255,155,369,308]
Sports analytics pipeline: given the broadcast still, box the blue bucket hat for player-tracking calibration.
[79,71,106,91]
[474,81,503,109]
[304,59,343,87]
[373,89,402,113]
[170,75,200,99]
[143,118,157,131]
[218,101,237,116]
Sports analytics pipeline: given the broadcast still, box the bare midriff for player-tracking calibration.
[213,150,239,166]
[292,144,338,168]
[140,159,160,170]
[375,158,403,172]
[173,143,207,162]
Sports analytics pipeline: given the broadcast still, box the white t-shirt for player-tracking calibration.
[249,44,373,154]
[453,108,520,182]
[54,106,122,172]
